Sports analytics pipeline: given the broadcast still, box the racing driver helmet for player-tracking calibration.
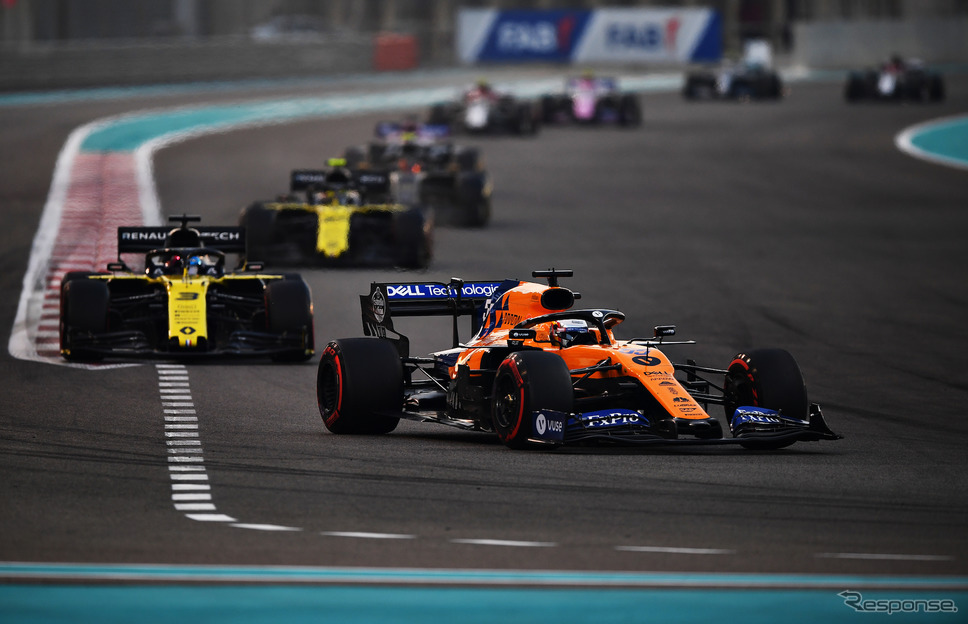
[163,254,185,275]
[550,319,595,348]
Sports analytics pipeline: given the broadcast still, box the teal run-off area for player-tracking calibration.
[895,114,968,170]
[1,583,965,624]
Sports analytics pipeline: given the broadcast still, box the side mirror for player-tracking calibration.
[654,325,676,338]
[245,262,264,272]
[507,328,536,347]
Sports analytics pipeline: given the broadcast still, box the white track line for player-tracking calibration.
[156,363,237,523]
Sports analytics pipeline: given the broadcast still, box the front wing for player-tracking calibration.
[378,402,840,448]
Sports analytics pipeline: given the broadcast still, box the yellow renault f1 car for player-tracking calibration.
[239,160,433,268]
[59,215,314,362]
[316,270,840,450]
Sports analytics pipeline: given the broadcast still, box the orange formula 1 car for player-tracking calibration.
[316,270,840,450]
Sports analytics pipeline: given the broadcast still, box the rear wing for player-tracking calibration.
[117,226,246,255]
[374,121,451,140]
[290,168,391,197]
[360,279,510,356]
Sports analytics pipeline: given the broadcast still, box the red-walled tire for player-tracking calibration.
[317,338,401,435]
[724,348,808,449]
[491,350,573,449]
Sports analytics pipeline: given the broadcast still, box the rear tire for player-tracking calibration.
[618,94,641,126]
[491,350,573,449]
[395,207,432,269]
[317,338,402,434]
[929,76,945,102]
[240,202,277,263]
[723,348,808,449]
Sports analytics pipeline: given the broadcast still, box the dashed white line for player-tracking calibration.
[186,514,237,522]
[232,524,303,532]
[615,546,735,555]
[816,552,954,562]
[450,539,557,548]
[172,493,211,501]
[322,532,417,540]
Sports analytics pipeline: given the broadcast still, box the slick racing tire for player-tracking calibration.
[317,338,402,435]
[266,278,314,362]
[844,76,865,102]
[240,202,276,263]
[514,103,538,136]
[723,348,808,450]
[618,94,642,127]
[458,172,490,227]
[928,76,945,102]
[395,207,432,269]
[491,350,573,449]
[60,275,109,362]
[455,147,480,172]
[465,196,491,228]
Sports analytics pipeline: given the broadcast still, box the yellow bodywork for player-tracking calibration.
[165,276,209,347]
[265,200,407,259]
[87,271,287,350]
[315,204,354,258]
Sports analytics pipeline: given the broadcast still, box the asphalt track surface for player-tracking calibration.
[1,70,967,611]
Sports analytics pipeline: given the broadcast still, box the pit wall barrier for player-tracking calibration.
[457,7,721,65]
[374,33,419,72]
[0,35,378,91]
[792,17,968,68]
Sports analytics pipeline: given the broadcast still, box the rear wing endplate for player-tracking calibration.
[360,279,508,355]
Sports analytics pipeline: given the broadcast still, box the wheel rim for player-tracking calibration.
[724,368,756,417]
[493,374,522,431]
[318,360,341,419]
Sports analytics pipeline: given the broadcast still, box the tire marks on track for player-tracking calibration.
[150,367,956,564]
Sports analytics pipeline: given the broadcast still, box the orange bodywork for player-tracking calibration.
[448,280,712,423]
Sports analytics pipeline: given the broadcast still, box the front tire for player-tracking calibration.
[266,278,314,362]
[491,350,573,449]
[60,276,109,362]
[317,338,402,434]
[723,348,808,449]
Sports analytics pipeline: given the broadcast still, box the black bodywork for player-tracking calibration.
[345,124,492,227]
[59,216,314,362]
[683,64,783,100]
[844,60,945,102]
[240,166,433,268]
[428,90,540,135]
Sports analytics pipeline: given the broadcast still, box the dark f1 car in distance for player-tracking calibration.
[239,160,433,268]
[59,215,314,362]
[683,63,783,100]
[844,56,945,102]
[428,80,539,135]
[317,270,840,450]
[343,120,492,227]
[540,75,641,126]
[683,39,783,101]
